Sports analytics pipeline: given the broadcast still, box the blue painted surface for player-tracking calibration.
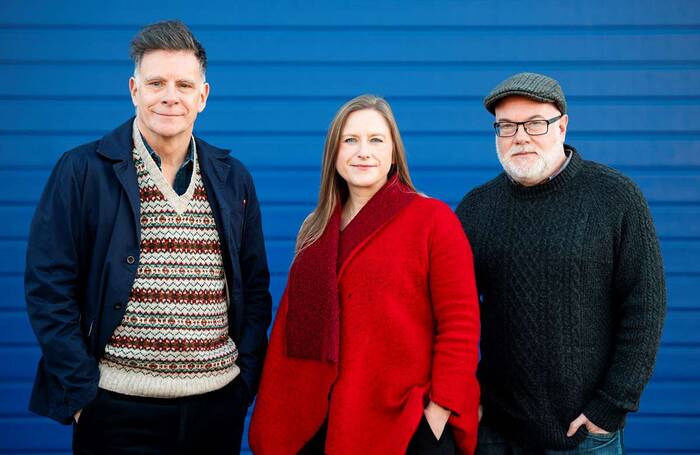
[1,0,699,452]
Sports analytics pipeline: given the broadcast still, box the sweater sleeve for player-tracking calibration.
[583,182,667,431]
[427,202,481,425]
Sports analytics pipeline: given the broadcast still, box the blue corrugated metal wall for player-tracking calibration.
[1,1,699,453]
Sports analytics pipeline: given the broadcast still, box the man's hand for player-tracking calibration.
[73,409,82,423]
[424,401,451,439]
[566,413,609,437]
[478,404,482,422]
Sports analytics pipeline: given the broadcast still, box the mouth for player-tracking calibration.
[155,113,184,118]
[351,165,377,170]
[511,151,537,158]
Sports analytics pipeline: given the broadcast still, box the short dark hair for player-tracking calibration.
[130,20,207,74]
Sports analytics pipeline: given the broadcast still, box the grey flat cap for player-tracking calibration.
[484,72,567,115]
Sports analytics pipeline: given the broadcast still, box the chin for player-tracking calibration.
[350,180,378,189]
[151,123,188,138]
[346,176,383,190]
[511,171,547,184]
[505,163,545,181]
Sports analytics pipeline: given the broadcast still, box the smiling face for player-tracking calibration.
[335,108,394,198]
[494,96,569,186]
[129,49,209,144]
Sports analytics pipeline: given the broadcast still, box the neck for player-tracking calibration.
[137,117,191,167]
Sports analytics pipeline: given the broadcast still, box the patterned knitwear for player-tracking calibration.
[98,124,239,397]
[455,146,666,450]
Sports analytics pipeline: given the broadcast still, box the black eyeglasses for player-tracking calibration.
[493,115,563,137]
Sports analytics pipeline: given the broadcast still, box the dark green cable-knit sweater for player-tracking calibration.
[455,146,666,449]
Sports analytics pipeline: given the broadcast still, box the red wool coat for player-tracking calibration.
[249,195,480,454]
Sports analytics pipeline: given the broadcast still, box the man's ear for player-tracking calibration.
[129,76,138,107]
[198,82,210,113]
[558,114,569,141]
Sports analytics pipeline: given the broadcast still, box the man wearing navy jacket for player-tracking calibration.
[25,20,272,453]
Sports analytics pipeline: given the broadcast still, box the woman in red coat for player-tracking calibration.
[249,95,480,454]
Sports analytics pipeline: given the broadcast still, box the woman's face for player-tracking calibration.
[335,109,394,198]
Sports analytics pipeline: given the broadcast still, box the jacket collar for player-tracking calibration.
[195,135,231,184]
[94,117,234,245]
[95,118,134,161]
[96,117,232,181]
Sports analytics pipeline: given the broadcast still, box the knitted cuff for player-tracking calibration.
[582,396,628,432]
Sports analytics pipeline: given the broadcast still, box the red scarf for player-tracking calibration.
[286,176,418,361]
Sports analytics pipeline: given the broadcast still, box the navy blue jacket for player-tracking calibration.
[25,119,273,424]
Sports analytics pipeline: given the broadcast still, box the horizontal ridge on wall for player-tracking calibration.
[1,99,699,133]
[4,168,700,204]
[1,28,699,62]
[3,65,699,98]
[2,238,699,275]
[1,0,699,26]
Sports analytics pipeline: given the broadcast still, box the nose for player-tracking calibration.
[357,140,371,159]
[161,83,179,106]
[513,124,530,144]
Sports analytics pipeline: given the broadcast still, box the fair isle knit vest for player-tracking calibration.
[98,125,239,397]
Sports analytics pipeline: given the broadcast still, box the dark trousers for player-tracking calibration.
[406,415,456,455]
[72,377,249,455]
[299,415,455,454]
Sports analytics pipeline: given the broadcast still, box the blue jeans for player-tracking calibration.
[475,425,625,455]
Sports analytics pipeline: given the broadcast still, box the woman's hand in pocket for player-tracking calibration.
[424,401,451,440]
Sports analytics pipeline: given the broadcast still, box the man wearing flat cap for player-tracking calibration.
[455,72,666,453]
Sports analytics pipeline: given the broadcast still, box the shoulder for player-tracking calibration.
[51,139,103,178]
[410,194,454,218]
[64,138,101,160]
[405,196,472,253]
[581,160,648,206]
[456,173,505,215]
[196,136,255,183]
[408,195,466,233]
[57,117,133,171]
[228,154,255,182]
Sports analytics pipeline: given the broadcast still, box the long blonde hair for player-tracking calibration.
[295,94,417,254]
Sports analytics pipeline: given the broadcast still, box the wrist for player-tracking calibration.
[425,401,451,421]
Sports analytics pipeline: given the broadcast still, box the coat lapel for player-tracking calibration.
[96,118,141,242]
[285,176,417,362]
[95,118,234,254]
[112,161,141,240]
[337,177,418,280]
[196,138,232,257]
[286,204,341,362]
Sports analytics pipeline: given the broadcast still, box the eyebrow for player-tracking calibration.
[341,132,387,136]
[143,77,197,84]
[496,114,547,122]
